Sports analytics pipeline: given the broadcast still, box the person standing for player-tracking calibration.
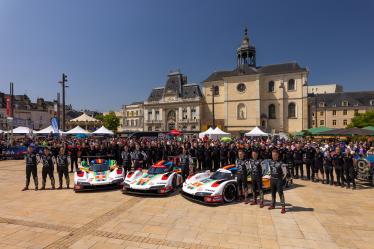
[333,147,345,187]
[219,143,229,167]
[249,150,264,207]
[324,151,334,185]
[204,144,212,171]
[304,143,315,181]
[293,144,304,179]
[180,147,191,181]
[121,145,131,176]
[69,143,79,173]
[313,147,325,183]
[56,147,70,189]
[40,147,55,190]
[343,148,356,189]
[22,146,38,191]
[197,143,205,171]
[235,149,249,203]
[268,148,287,214]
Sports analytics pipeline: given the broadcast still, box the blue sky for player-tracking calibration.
[0,0,373,112]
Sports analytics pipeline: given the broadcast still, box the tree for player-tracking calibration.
[347,111,374,128]
[102,112,120,132]
[95,114,104,122]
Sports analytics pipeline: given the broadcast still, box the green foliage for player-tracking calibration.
[347,111,374,128]
[95,114,104,121]
[102,112,120,132]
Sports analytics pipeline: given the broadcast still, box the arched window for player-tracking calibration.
[288,79,295,91]
[268,104,276,119]
[288,103,296,118]
[237,103,246,120]
[268,81,275,92]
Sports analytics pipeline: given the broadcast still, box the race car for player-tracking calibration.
[73,158,124,192]
[122,160,183,195]
[181,164,238,204]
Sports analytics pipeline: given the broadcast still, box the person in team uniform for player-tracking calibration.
[69,143,79,173]
[293,144,304,179]
[22,146,39,191]
[313,147,324,183]
[248,149,264,208]
[40,147,55,190]
[235,149,249,203]
[333,147,345,187]
[324,151,334,185]
[219,143,229,167]
[121,145,131,176]
[180,147,192,181]
[304,143,316,181]
[56,147,70,189]
[343,148,356,189]
[268,148,287,214]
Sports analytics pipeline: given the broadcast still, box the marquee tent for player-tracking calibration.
[209,127,231,140]
[9,126,35,134]
[198,127,214,139]
[65,126,90,135]
[67,113,101,130]
[34,125,64,134]
[245,126,268,137]
[92,126,114,135]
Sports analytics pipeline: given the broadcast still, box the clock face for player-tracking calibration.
[237,83,246,92]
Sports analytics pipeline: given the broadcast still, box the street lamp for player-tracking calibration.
[210,85,217,128]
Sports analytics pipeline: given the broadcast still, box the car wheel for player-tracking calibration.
[223,184,236,203]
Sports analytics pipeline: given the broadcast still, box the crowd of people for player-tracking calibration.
[1,133,373,212]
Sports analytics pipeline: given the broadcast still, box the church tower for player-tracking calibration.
[237,27,256,67]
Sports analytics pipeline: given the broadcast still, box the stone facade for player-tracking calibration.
[308,84,343,95]
[123,102,144,132]
[310,91,374,128]
[144,71,202,132]
[202,29,309,134]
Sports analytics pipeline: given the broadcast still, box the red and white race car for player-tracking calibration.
[122,160,183,195]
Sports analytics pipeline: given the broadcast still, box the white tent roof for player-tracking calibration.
[92,126,114,135]
[0,129,3,134]
[10,126,34,134]
[70,113,100,122]
[35,125,64,134]
[66,126,90,134]
[245,126,268,136]
[211,127,230,135]
[198,127,214,138]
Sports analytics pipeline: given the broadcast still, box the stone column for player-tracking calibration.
[178,107,182,120]
[187,106,191,120]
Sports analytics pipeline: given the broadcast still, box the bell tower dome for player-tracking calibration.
[236,27,256,68]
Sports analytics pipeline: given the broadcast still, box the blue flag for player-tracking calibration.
[51,118,59,133]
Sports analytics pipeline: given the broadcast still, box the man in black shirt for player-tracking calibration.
[293,144,304,179]
[40,147,55,190]
[235,149,249,203]
[268,148,287,213]
[324,151,334,185]
[249,150,264,207]
[219,143,228,167]
[22,146,38,191]
[343,148,356,189]
[69,144,79,173]
[313,147,324,183]
[204,144,212,171]
[56,147,70,189]
[333,147,345,187]
[304,144,315,181]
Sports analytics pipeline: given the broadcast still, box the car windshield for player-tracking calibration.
[89,164,110,172]
[210,171,233,180]
[148,166,169,175]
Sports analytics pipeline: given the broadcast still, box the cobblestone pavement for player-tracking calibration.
[0,160,374,249]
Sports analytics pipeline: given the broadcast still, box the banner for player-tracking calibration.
[6,96,11,117]
[51,117,59,133]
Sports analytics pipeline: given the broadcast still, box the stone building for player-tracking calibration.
[310,91,374,129]
[0,92,57,130]
[308,84,343,95]
[144,71,202,132]
[201,28,309,134]
[123,102,144,132]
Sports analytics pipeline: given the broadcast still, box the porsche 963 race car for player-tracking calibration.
[181,164,239,204]
[122,160,183,195]
[73,158,124,192]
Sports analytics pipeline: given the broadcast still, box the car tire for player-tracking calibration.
[223,183,237,203]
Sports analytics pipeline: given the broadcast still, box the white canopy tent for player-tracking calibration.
[92,126,114,135]
[210,127,231,140]
[199,127,214,139]
[34,125,64,135]
[245,126,269,137]
[65,126,90,135]
[0,129,3,134]
[9,126,35,134]
[70,113,99,122]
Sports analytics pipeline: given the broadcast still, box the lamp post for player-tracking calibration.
[58,73,68,131]
[210,85,216,128]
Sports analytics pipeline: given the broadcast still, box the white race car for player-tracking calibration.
[181,165,238,204]
[73,158,124,192]
[122,160,183,195]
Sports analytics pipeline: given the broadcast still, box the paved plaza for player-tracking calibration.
[0,160,373,249]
